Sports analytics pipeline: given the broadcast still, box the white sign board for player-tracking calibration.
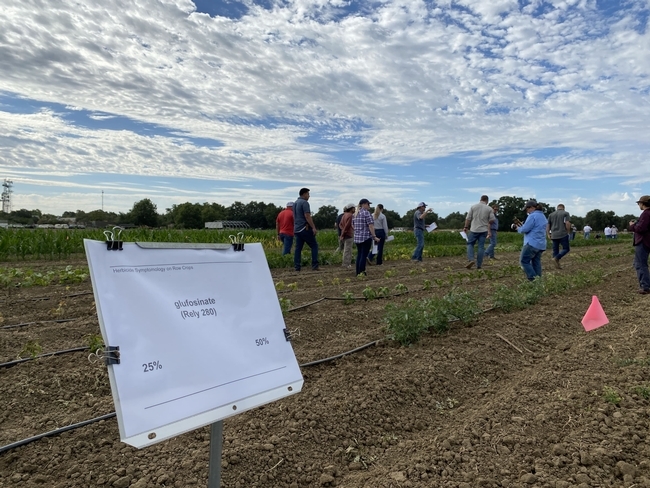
[84,240,303,448]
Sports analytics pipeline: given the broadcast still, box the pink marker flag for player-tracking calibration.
[581,296,609,331]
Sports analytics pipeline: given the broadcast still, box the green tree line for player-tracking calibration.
[0,196,639,232]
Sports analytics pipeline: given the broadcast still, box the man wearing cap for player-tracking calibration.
[463,195,495,269]
[629,195,650,294]
[293,188,319,271]
[353,199,380,276]
[276,202,295,256]
[546,203,571,269]
[339,203,356,268]
[411,202,433,262]
[515,200,548,281]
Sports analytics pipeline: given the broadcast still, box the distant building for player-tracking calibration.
[205,221,250,229]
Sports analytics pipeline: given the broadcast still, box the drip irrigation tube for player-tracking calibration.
[0,290,93,304]
[299,340,381,367]
[0,413,116,455]
[0,318,78,330]
[0,347,88,370]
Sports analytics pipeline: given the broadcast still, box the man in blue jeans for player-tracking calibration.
[629,195,650,294]
[293,188,319,272]
[516,200,548,281]
[275,202,295,255]
[546,203,571,269]
[463,195,495,269]
[411,202,432,262]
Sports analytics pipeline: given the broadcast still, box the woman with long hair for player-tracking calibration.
[368,204,388,265]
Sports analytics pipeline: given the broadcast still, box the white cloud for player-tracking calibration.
[0,0,648,217]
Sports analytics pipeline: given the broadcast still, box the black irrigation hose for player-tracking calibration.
[0,318,78,330]
[0,290,93,304]
[287,291,409,310]
[299,340,381,367]
[0,347,88,370]
[0,413,117,455]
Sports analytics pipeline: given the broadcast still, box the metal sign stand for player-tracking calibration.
[208,421,224,488]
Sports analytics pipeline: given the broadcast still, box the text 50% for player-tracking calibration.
[142,360,163,373]
[255,337,270,346]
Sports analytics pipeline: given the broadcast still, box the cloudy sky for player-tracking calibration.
[1,0,649,219]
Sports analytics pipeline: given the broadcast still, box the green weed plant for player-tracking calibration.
[278,297,292,315]
[19,340,43,359]
[362,286,377,300]
[632,386,650,400]
[603,386,622,405]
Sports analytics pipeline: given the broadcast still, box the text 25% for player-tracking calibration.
[255,337,270,346]
[142,360,163,373]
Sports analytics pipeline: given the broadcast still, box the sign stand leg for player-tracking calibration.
[208,421,224,488]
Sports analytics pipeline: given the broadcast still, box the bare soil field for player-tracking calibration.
[2,244,650,488]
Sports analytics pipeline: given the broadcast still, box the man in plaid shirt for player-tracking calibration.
[353,199,380,276]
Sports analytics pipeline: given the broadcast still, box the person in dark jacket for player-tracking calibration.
[629,195,650,294]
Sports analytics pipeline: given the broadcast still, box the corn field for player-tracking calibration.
[0,227,624,263]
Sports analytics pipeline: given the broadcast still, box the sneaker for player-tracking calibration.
[366,258,374,266]
[312,267,320,271]
[637,289,650,295]
[554,258,561,269]
[490,256,498,260]
[465,261,475,269]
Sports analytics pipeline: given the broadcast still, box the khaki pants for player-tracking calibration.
[342,237,353,266]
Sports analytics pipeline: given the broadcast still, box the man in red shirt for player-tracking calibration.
[629,195,650,294]
[276,202,295,255]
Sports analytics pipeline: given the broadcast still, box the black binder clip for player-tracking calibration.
[103,345,120,365]
[283,328,292,342]
[229,232,245,251]
[104,227,124,251]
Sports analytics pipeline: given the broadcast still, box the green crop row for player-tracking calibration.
[0,227,631,263]
[384,268,606,346]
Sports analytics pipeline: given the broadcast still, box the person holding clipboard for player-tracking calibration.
[368,204,389,265]
[411,202,433,262]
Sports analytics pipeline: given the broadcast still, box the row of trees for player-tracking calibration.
[1,196,639,232]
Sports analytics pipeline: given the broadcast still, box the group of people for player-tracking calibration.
[278,188,650,294]
[582,224,621,240]
[276,188,385,277]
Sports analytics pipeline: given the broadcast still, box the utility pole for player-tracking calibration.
[1,179,13,214]
[102,190,104,211]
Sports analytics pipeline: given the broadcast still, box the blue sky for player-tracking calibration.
[1,0,649,218]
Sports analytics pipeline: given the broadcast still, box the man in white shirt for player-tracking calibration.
[463,195,495,269]
[604,226,612,239]
[583,224,592,239]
